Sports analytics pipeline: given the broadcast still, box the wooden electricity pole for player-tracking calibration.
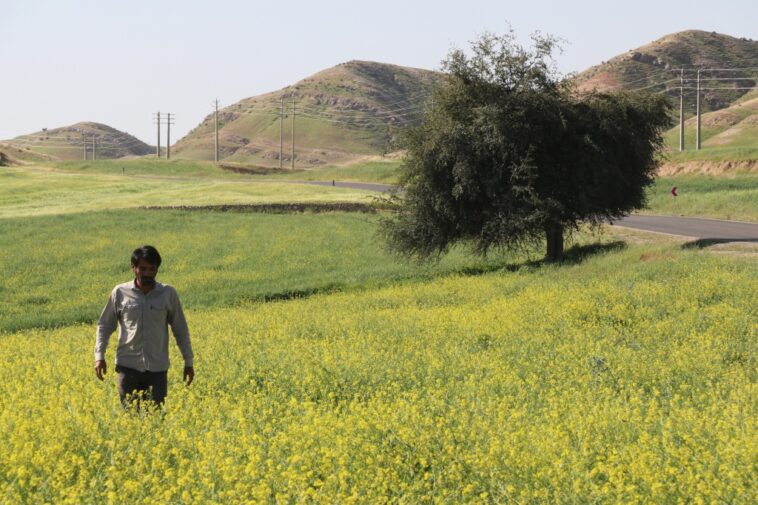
[679,68,684,151]
[166,112,174,159]
[214,99,220,163]
[92,135,97,160]
[291,99,296,170]
[696,69,702,151]
[154,111,162,157]
[279,96,284,169]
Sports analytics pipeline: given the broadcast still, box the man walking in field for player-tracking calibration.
[94,245,194,407]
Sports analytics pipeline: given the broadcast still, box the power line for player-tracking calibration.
[9,137,151,152]
[230,100,429,120]
[679,86,758,90]
[10,135,152,150]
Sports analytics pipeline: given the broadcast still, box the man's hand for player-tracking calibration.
[184,366,195,386]
[95,360,107,381]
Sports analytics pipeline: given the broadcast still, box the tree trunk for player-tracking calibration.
[545,223,564,263]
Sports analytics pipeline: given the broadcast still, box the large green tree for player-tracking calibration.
[382,31,672,262]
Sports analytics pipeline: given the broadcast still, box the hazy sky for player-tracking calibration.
[2,0,756,144]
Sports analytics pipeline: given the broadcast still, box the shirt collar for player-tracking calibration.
[131,279,164,293]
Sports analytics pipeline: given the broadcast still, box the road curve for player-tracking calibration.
[301,180,396,192]
[613,215,758,241]
[302,181,758,241]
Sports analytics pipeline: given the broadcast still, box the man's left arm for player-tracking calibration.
[168,288,194,385]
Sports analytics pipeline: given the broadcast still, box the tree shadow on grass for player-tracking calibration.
[452,240,628,277]
[682,238,758,249]
[561,240,628,264]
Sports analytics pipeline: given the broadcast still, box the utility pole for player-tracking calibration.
[92,135,97,161]
[153,111,162,157]
[696,69,702,151]
[679,68,684,151]
[291,99,296,170]
[82,133,87,160]
[214,99,220,163]
[166,113,174,159]
[279,96,284,169]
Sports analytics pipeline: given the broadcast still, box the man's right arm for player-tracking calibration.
[94,289,118,379]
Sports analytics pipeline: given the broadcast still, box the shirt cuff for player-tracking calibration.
[184,359,194,367]
[94,352,105,361]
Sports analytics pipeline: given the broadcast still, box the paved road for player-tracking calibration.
[301,180,396,192]
[613,215,758,241]
[303,180,758,241]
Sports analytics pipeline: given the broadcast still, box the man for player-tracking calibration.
[94,245,194,407]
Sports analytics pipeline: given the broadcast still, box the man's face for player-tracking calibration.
[132,258,158,286]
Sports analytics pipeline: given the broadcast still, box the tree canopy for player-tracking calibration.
[382,31,673,262]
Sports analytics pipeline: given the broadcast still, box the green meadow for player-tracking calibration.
[0,208,514,333]
[13,157,758,223]
[0,158,755,504]
[646,174,758,221]
[0,166,374,218]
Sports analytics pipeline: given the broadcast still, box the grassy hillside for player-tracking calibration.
[0,142,57,164]
[661,92,758,169]
[575,30,758,111]
[173,61,443,167]
[574,30,758,168]
[2,122,152,161]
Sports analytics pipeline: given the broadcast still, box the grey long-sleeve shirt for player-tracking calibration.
[94,280,193,372]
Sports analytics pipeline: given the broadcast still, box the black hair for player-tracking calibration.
[131,245,162,268]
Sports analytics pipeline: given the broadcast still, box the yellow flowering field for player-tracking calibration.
[0,247,755,503]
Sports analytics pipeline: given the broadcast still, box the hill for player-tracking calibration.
[663,91,758,150]
[575,30,758,169]
[0,142,54,164]
[575,30,758,112]
[1,122,152,161]
[173,60,443,166]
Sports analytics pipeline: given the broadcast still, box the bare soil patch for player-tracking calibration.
[658,159,758,175]
[219,164,303,176]
[142,203,378,213]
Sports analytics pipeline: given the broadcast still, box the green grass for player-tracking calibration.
[48,159,239,178]
[1,131,756,502]
[38,158,401,184]
[662,146,758,163]
[0,208,517,333]
[644,174,758,221]
[0,166,375,217]
[12,159,757,222]
[262,160,401,184]
[0,230,755,503]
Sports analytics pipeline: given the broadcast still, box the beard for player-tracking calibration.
[138,276,156,286]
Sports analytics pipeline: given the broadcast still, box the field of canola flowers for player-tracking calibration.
[1,237,755,503]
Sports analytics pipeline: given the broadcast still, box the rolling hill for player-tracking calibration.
[176,34,756,169]
[4,31,755,172]
[1,122,152,162]
[575,30,758,111]
[172,60,443,166]
[574,30,758,170]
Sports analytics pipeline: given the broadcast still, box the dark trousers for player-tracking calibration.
[115,365,168,408]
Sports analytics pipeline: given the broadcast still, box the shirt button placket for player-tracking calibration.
[140,293,147,371]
